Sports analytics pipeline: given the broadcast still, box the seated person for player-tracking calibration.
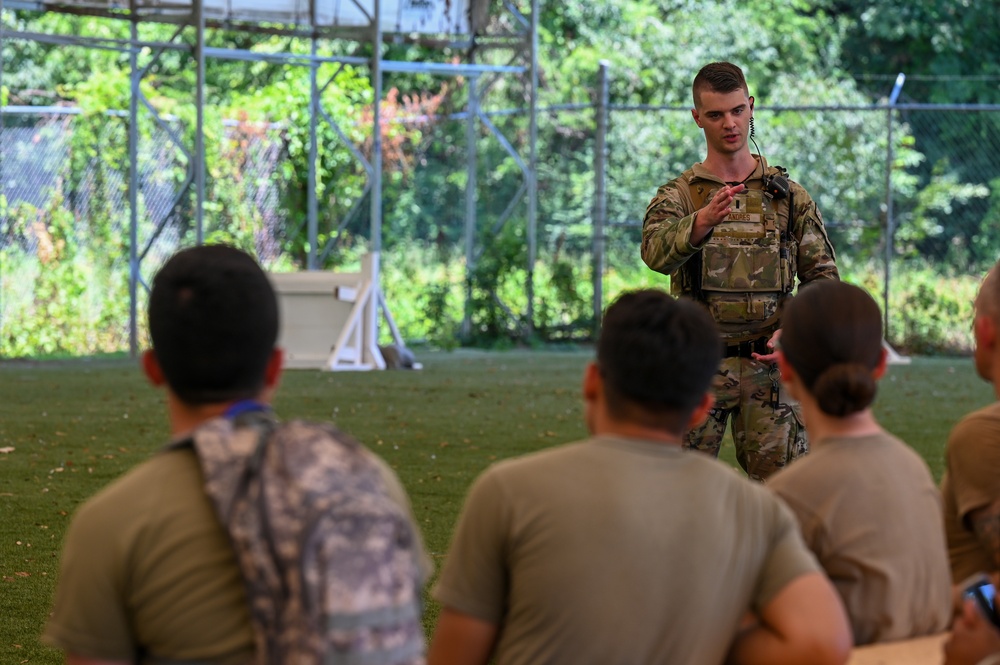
[942,260,1000,602]
[428,289,851,665]
[767,280,951,645]
[41,245,431,664]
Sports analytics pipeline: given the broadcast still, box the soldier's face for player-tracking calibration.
[692,89,753,156]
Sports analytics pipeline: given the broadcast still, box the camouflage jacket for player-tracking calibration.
[641,156,839,339]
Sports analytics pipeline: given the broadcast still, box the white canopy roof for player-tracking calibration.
[16,0,487,35]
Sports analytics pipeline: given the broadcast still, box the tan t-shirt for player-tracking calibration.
[767,431,951,646]
[43,442,430,664]
[433,435,820,665]
[942,401,1000,582]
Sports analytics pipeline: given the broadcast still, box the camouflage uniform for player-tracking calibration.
[642,156,839,480]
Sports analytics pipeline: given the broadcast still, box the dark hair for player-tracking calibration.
[148,244,279,405]
[692,61,749,108]
[598,290,721,434]
[780,281,883,417]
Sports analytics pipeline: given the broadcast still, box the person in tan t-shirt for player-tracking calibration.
[767,280,951,645]
[942,261,1000,594]
[429,289,851,665]
[42,245,430,665]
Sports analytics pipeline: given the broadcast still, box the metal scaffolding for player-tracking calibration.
[0,0,540,355]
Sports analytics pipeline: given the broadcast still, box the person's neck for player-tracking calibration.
[798,398,883,446]
[703,151,758,184]
[591,420,684,446]
[165,393,268,439]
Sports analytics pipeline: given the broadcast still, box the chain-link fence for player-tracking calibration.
[3,80,1000,357]
[593,100,1000,354]
[0,108,286,357]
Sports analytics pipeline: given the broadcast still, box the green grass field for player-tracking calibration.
[1,350,994,663]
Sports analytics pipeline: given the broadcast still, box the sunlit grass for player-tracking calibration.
[0,351,991,662]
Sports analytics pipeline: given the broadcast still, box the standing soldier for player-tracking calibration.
[641,61,839,480]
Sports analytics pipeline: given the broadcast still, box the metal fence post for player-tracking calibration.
[884,72,906,338]
[307,34,319,270]
[195,0,205,244]
[592,60,609,337]
[525,0,538,338]
[0,0,5,350]
[128,15,140,358]
[463,74,479,340]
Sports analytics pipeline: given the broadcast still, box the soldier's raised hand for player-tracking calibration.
[691,183,745,244]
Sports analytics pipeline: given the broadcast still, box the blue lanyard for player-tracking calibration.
[223,400,270,420]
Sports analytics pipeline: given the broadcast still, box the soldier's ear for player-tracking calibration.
[775,349,793,382]
[975,313,997,351]
[873,347,889,380]
[582,362,601,402]
[775,350,802,402]
[258,348,284,404]
[142,349,166,387]
[686,393,714,431]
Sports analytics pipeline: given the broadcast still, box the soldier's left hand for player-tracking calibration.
[751,330,782,364]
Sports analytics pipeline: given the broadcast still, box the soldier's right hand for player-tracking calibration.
[691,183,745,244]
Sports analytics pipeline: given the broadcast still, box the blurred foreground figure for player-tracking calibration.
[43,245,431,665]
[943,260,1000,588]
[767,280,951,645]
[943,258,1000,665]
[428,289,851,665]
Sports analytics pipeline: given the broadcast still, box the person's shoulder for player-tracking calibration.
[690,455,786,505]
[69,448,196,535]
[651,168,698,196]
[957,400,1000,423]
[96,447,198,500]
[486,438,593,475]
[950,401,1000,445]
[877,430,934,467]
[786,177,815,198]
[767,443,830,485]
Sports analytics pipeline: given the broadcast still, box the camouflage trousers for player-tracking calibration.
[683,356,808,481]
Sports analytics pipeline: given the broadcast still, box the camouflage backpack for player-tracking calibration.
[184,409,426,665]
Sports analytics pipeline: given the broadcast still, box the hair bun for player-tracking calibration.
[813,363,877,417]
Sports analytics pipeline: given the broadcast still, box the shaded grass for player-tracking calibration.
[0,351,994,663]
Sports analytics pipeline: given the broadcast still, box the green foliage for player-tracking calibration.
[5,0,1000,354]
[380,243,464,350]
[840,259,979,356]
[1,197,128,358]
[465,225,529,347]
[889,267,979,355]
[895,158,989,258]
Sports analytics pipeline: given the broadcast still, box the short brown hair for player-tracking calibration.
[598,290,721,434]
[692,61,749,108]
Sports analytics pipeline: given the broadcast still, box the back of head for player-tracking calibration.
[692,61,748,108]
[598,289,721,433]
[780,281,883,417]
[148,244,279,405]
